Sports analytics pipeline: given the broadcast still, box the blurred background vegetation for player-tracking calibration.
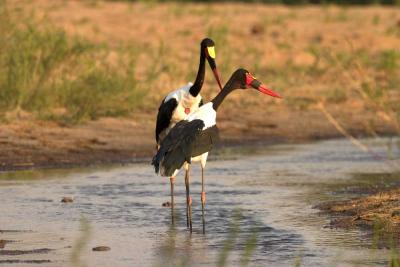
[0,0,399,135]
[116,0,400,5]
[0,0,145,123]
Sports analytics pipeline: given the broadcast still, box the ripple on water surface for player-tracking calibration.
[0,138,399,267]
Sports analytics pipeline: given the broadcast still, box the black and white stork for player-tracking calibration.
[152,68,282,232]
[155,38,223,225]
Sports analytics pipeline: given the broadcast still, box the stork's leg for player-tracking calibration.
[185,169,189,228]
[200,153,209,234]
[184,165,192,232]
[201,166,206,234]
[170,176,175,224]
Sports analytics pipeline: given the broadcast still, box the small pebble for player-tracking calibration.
[92,246,110,252]
[162,201,171,207]
[61,197,73,203]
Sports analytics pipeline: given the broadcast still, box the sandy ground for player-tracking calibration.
[1,1,399,170]
[317,187,400,235]
[0,107,396,171]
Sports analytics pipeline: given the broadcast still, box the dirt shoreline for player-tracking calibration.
[316,187,400,237]
[0,111,397,172]
[315,170,400,240]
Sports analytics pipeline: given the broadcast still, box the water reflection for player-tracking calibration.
[0,138,398,266]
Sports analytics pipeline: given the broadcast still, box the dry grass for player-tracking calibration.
[317,187,400,234]
[0,1,146,123]
[6,1,400,115]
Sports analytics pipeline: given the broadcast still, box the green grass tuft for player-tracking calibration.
[0,1,145,124]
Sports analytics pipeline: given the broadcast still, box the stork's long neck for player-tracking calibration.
[189,48,206,97]
[211,76,238,111]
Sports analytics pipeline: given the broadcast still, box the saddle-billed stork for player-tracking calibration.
[155,38,223,225]
[152,68,282,232]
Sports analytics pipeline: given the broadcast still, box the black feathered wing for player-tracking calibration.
[155,98,178,144]
[152,119,219,177]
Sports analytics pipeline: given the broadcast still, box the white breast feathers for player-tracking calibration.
[186,102,216,129]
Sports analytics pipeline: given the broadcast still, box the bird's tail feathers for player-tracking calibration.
[151,146,166,174]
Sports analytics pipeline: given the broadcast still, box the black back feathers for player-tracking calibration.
[155,98,178,144]
[152,119,219,177]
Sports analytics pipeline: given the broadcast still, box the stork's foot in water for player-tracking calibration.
[187,196,193,232]
[201,191,206,204]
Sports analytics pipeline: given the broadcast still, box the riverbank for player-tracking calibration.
[0,106,397,171]
[316,172,400,240]
[319,187,400,233]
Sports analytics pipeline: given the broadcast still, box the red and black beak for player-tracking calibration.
[212,67,223,91]
[246,73,282,98]
[206,48,223,91]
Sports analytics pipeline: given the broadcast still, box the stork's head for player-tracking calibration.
[233,68,282,98]
[201,38,223,90]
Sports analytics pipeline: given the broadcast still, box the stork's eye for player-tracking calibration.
[206,46,216,59]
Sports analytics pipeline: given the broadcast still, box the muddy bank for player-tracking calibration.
[316,174,400,235]
[0,106,397,172]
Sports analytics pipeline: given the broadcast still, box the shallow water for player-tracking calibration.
[0,138,399,267]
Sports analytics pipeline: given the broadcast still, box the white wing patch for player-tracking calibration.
[165,83,203,125]
[164,83,193,102]
[162,82,203,137]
